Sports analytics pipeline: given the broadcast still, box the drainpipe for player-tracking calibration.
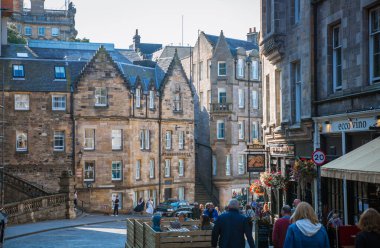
[66,61,75,176]
[158,93,162,204]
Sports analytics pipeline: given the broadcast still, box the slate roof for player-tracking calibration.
[203,33,259,56]
[0,40,175,93]
[138,43,162,57]
[152,46,192,61]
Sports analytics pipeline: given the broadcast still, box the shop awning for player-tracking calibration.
[321,137,380,183]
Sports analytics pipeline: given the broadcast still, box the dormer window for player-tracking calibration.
[13,65,25,78]
[218,61,227,76]
[149,90,155,109]
[38,27,45,36]
[55,66,66,79]
[136,88,141,108]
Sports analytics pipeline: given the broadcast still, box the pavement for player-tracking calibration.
[4,212,133,240]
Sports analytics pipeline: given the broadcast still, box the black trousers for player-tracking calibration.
[113,204,119,215]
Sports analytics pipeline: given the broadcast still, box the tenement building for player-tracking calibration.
[10,0,77,41]
[313,0,380,225]
[260,0,315,213]
[0,39,195,211]
[182,29,262,207]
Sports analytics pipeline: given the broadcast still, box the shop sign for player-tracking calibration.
[247,154,265,172]
[247,144,265,150]
[269,144,295,156]
[323,117,377,133]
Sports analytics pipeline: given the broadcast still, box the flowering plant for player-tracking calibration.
[291,158,317,181]
[260,171,287,190]
[249,180,265,195]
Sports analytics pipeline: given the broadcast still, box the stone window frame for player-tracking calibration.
[251,60,260,81]
[16,131,28,152]
[38,26,45,37]
[95,87,107,107]
[178,187,185,201]
[84,129,95,150]
[112,129,123,151]
[238,121,245,140]
[135,160,141,180]
[84,161,95,182]
[238,88,245,108]
[225,154,231,176]
[370,6,380,84]
[332,24,343,92]
[252,90,259,110]
[12,64,25,78]
[24,26,32,36]
[217,61,227,76]
[135,87,141,108]
[251,121,259,141]
[111,161,122,181]
[178,159,185,177]
[54,66,66,80]
[52,95,66,111]
[178,131,185,150]
[51,27,60,37]
[217,120,225,140]
[164,159,171,178]
[14,94,29,111]
[238,154,245,175]
[237,58,245,78]
[139,129,150,150]
[53,130,65,152]
[149,159,155,179]
[165,131,172,150]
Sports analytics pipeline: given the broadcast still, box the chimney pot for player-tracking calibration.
[249,28,252,33]
[254,27,256,32]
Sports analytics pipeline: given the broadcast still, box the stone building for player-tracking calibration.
[10,0,77,41]
[0,39,195,211]
[312,0,380,224]
[260,0,315,213]
[181,29,262,207]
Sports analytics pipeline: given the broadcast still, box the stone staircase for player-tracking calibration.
[194,180,218,206]
[4,172,52,203]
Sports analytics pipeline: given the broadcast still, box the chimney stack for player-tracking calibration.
[133,29,141,52]
[30,0,45,14]
[247,27,258,45]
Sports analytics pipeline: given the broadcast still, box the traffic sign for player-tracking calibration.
[312,150,326,166]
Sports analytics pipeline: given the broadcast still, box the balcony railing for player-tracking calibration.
[210,103,233,113]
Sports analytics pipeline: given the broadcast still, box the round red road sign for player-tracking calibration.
[312,150,326,166]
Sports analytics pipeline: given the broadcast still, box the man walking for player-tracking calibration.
[272,205,292,248]
[291,199,301,214]
[211,199,255,248]
[192,202,201,220]
[113,195,119,216]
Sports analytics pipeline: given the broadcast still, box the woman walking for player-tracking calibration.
[355,208,380,248]
[134,197,145,215]
[283,202,330,248]
[146,198,154,215]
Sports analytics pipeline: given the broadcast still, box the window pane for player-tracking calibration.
[84,129,95,150]
[15,94,29,110]
[13,65,24,77]
[112,161,122,180]
[112,130,122,150]
[54,131,65,151]
[95,87,107,106]
[55,66,66,79]
[52,96,66,110]
[374,33,380,78]
[84,162,95,181]
[16,132,27,151]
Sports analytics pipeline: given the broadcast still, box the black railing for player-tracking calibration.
[210,103,233,113]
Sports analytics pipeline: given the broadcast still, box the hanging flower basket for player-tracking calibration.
[249,180,265,196]
[260,171,287,190]
[291,158,317,181]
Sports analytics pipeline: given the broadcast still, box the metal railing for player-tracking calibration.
[210,103,233,113]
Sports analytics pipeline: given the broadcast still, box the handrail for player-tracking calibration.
[4,172,52,198]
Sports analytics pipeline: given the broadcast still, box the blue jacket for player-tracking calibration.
[283,222,330,248]
[211,209,255,248]
[203,208,219,221]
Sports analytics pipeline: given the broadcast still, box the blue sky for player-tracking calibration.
[27,0,260,48]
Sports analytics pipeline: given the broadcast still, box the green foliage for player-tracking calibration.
[70,37,90,43]
[7,24,27,44]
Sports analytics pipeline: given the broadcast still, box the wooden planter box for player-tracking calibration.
[126,218,212,248]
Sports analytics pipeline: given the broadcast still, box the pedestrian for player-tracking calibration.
[245,204,255,230]
[152,214,162,232]
[283,202,330,248]
[211,199,255,248]
[291,199,301,214]
[199,203,205,213]
[200,214,214,230]
[272,205,292,248]
[355,208,380,248]
[261,202,272,223]
[134,197,145,215]
[203,202,219,222]
[215,206,221,216]
[73,190,78,209]
[145,198,154,215]
[113,195,119,216]
[192,202,201,220]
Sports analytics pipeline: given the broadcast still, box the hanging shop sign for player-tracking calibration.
[269,144,295,156]
[247,154,266,172]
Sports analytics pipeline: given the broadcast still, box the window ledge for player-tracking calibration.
[52,109,66,111]
[173,110,183,114]
[112,149,123,152]
[112,179,123,182]
[54,79,67,82]
[94,105,108,108]
[13,78,25,81]
[53,150,65,153]
[83,148,95,151]
[15,109,30,111]
[15,150,28,154]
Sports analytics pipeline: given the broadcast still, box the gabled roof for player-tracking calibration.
[203,32,259,56]
[152,46,192,61]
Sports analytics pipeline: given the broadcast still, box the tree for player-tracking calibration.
[7,24,27,44]
[70,37,90,43]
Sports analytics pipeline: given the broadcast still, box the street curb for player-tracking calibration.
[5,218,127,241]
